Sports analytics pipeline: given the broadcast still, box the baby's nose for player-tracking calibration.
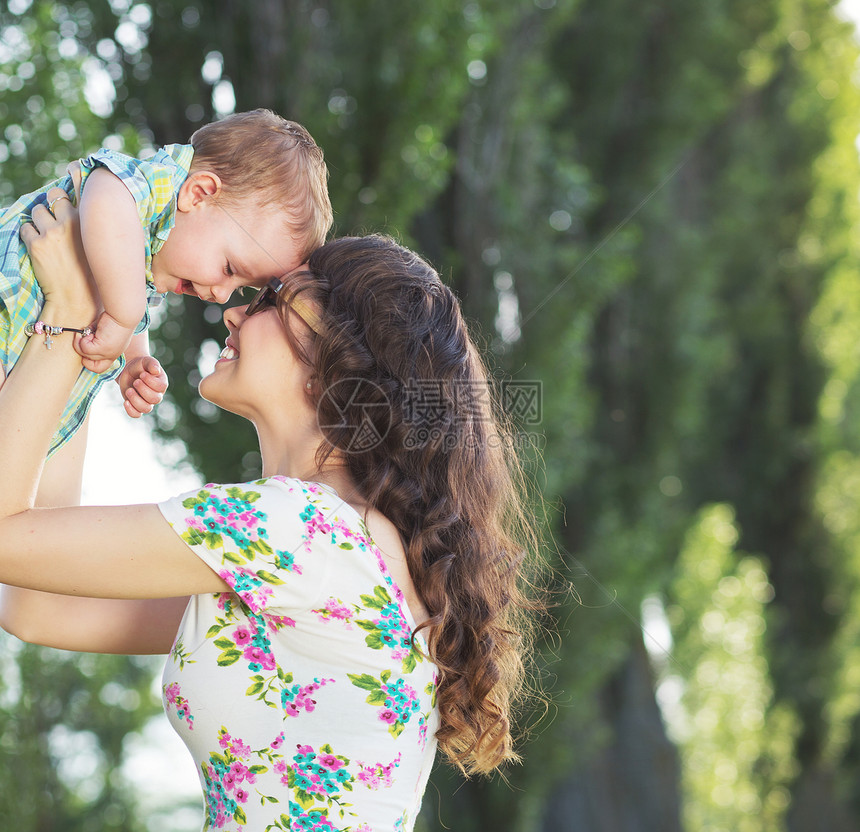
[211,285,234,304]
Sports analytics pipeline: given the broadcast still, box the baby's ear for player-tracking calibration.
[177,170,222,210]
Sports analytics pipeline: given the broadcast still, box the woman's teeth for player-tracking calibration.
[219,345,238,360]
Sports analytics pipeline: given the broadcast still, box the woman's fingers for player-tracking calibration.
[46,187,74,217]
[25,188,73,237]
[66,161,83,202]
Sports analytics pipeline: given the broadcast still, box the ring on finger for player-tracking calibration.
[48,194,70,212]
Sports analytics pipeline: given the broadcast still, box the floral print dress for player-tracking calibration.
[158,476,439,832]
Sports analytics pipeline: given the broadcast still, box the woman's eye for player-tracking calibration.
[225,262,234,277]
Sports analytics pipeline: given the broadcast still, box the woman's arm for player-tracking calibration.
[0,590,190,654]
[0,193,226,652]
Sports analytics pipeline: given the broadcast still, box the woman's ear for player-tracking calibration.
[176,170,222,211]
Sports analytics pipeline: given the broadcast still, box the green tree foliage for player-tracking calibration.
[4,1,860,830]
[0,4,166,829]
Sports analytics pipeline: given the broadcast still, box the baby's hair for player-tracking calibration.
[190,109,332,260]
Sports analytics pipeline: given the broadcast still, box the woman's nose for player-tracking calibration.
[223,304,248,328]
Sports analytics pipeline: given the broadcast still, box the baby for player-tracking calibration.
[0,109,332,456]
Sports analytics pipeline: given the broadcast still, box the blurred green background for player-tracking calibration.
[3,0,860,830]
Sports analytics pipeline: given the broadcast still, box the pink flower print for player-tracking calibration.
[185,516,205,533]
[312,597,355,628]
[274,759,287,774]
[218,731,231,749]
[327,599,352,620]
[268,614,296,631]
[163,683,194,730]
[234,789,249,804]
[229,762,249,783]
[319,754,345,771]
[271,732,285,749]
[296,744,314,756]
[232,626,252,647]
[379,709,398,724]
[237,583,274,613]
[243,644,276,671]
[356,754,402,791]
[239,510,259,528]
[223,771,236,790]
[229,737,251,759]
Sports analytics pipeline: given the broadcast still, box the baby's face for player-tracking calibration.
[151,199,302,302]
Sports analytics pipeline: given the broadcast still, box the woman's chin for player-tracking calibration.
[198,376,249,419]
[197,375,225,407]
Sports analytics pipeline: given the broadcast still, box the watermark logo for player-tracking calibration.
[316,378,543,453]
[501,380,542,425]
[316,378,392,453]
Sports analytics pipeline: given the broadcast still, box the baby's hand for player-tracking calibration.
[77,311,136,373]
[117,356,168,418]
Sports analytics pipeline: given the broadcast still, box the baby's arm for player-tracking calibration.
[77,167,147,371]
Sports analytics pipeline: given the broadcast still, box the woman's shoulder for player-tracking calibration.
[168,476,365,533]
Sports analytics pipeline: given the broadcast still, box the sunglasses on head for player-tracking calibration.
[245,277,322,333]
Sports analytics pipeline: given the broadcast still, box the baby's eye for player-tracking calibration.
[224,261,234,277]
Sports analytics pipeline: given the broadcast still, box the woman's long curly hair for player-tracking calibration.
[279,235,543,776]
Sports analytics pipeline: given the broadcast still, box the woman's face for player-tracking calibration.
[199,301,315,423]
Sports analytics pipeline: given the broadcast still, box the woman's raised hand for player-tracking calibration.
[20,185,99,326]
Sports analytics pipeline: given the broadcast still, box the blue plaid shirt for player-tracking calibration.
[0,144,193,456]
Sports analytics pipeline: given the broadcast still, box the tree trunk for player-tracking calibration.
[541,641,682,832]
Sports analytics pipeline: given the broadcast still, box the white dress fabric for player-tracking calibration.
[158,476,439,832]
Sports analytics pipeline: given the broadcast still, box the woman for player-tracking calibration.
[0,192,541,831]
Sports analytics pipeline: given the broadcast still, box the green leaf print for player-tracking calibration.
[181,528,205,547]
[375,585,391,603]
[391,721,406,739]
[203,531,222,548]
[217,648,241,666]
[246,680,265,696]
[364,633,384,650]
[339,542,354,550]
[181,495,205,509]
[256,569,285,585]
[235,806,247,824]
[205,624,224,638]
[355,620,378,632]
[367,690,388,706]
[209,751,228,767]
[213,637,234,649]
[347,673,379,691]
[225,486,261,502]
[294,788,315,810]
[360,585,392,611]
[222,551,244,564]
[251,538,274,556]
